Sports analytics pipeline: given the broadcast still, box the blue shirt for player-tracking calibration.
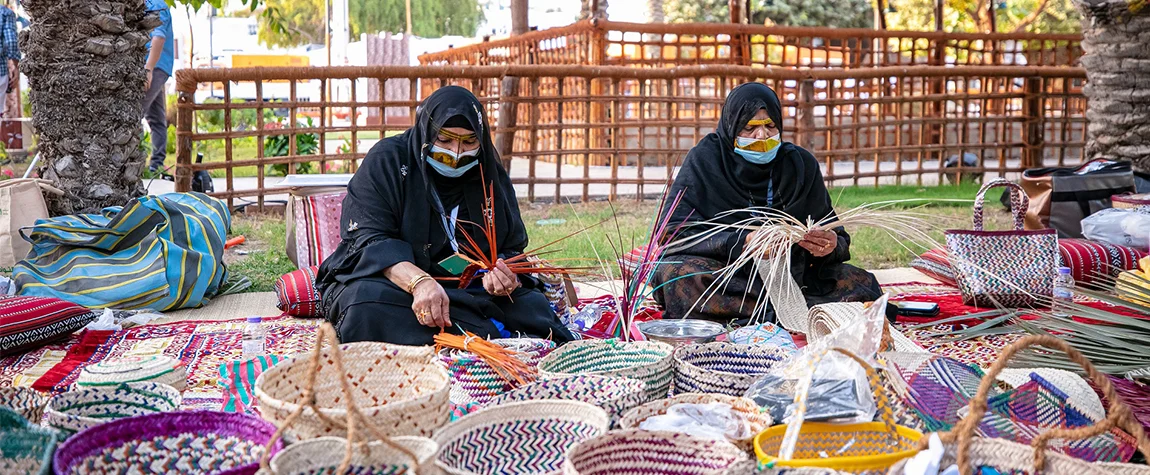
[145,0,174,76]
[0,7,19,64]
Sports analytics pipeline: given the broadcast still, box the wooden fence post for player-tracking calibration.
[176,90,194,193]
[796,79,816,150]
[1022,76,1046,169]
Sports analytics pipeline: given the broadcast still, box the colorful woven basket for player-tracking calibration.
[44,382,183,436]
[673,342,790,396]
[52,410,281,475]
[269,436,438,475]
[538,339,675,402]
[0,386,48,424]
[1,407,62,475]
[483,374,646,423]
[563,429,748,474]
[438,337,555,406]
[432,400,610,475]
[618,393,773,452]
[75,354,188,391]
[256,341,450,440]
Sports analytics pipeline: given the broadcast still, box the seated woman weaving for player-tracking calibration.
[652,82,883,326]
[316,86,575,345]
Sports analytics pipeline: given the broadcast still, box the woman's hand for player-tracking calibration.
[483,259,521,297]
[412,279,451,328]
[798,229,838,257]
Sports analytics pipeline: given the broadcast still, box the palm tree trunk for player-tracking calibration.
[20,0,158,215]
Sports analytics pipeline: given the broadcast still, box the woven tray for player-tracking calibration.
[1,407,62,475]
[269,436,438,475]
[673,342,790,396]
[618,393,773,452]
[44,382,182,436]
[75,354,188,391]
[483,374,646,424]
[256,341,450,440]
[439,337,555,406]
[563,429,748,474]
[52,410,280,475]
[538,339,674,402]
[0,387,48,425]
[433,400,610,475]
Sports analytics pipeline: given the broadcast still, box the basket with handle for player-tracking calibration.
[432,400,610,475]
[562,429,748,474]
[537,338,675,402]
[258,322,440,475]
[255,324,450,440]
[888,334,1150,475]
[618,393,773,452]
[44,382,182,436]
[753,348,923,473]
[673,342,791,397]
[438,337,555,406]
[482,374,646,423]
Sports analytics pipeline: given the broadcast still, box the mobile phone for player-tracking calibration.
[894,301,940,317]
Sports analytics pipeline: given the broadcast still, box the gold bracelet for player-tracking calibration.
[407,274,433,294]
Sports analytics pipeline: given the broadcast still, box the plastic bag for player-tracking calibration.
[638,403,752,441]
[1081,208,1150,249]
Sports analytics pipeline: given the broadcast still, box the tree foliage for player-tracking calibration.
[665,0,873,27]
[887,0,1080,33]
[256,0,484,48]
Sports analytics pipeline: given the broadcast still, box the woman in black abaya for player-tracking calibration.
[652,82,883,326]
[316,86,575,345]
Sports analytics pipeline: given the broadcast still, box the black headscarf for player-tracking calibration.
[662,82,851,293]
[316,86,528,291]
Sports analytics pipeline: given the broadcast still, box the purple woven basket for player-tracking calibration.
[53,410,282,475]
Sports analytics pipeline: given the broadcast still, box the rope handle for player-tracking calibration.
[0,178,65,196]
[777,347,903,461]
[972,179,1028,231]
[259,322,422,473]
[943,334,1150,475]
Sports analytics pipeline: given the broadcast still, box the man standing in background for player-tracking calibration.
[141,0,173,174]
[0,2,19,119]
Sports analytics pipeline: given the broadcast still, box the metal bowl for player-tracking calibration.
[637,319,726,348]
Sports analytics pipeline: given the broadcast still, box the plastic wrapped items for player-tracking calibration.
[1081,207,1150,249]
[638,402,752,441]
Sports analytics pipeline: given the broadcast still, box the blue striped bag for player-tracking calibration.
[12,193,230,311]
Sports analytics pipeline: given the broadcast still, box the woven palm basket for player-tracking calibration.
[44,382,182,435]
[617,393,773,452]
[269,436,438,475]
[432,400,610,475]
[0,406,61,475]
[537,339,675,402]
[673,342,791,396]
[483,374,646,424]
[256,342,450,440]
[0,387,48,425]
[438,337,555,406]
[563,429,748,474]
[807,303,926,353]
[75,354,188,391]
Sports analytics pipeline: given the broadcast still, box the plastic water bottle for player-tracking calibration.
[1053,267,1074,316]
[242,316,266,360]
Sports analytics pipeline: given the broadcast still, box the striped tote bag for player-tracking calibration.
[12,192,230,311]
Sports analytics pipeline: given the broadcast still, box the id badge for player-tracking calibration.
[438,253,479,276]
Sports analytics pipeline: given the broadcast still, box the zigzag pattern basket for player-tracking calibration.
[439,337,555,406]
[618,393,773,452]
[0,387,48,425]
[432,400,610,475]
[538,339,675,402]
[484,375,646,424]
[673,342,790,396]
[44,382,182,436]
[562,429,748,474]
[1,407,61,475]
[256,342,450,440]
[269,436,438,475]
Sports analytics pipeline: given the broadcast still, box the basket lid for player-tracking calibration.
[76,355,184,387]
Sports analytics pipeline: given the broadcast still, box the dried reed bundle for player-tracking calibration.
[434,331,536,385]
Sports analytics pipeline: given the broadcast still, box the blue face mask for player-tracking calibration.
[733,135,781,165]
[425,144,481,177]
[426,155,479,177]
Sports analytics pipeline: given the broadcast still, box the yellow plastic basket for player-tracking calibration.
[752,348,923,473]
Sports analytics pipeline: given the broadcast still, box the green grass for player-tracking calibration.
[226,184,1012,292]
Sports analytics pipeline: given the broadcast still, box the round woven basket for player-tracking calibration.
[563,429,748,474]
[256,341,450,440]
[75,354,188,391]
[1,407,61,475]
[0,387,48,425]
[44,382,182,435]
[432,400,610,475]
[269,436,438,475]
[808,303,925,353]
[617,393,773,452]
[52,410,281,475]
[537,339,675,402]
[483,374,646,424]
[673,342,790,396]
[439,337,555,406]
[1112,193,1150,210]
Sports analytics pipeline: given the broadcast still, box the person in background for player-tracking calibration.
[0,2,19,119]
[141,0,174,174]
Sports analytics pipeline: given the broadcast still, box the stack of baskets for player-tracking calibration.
[618,393,773,452]
[439,337,555,406]
[483,374,646,423]
[75,354,188,391]
[44,382,182,435]
[673,342,791,396]
[538,339,675,402]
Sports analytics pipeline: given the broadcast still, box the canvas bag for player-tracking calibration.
[946,179,1058,308]
[1019,159,1134,238]
[0,179,62,268]
[284,186,346,269]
